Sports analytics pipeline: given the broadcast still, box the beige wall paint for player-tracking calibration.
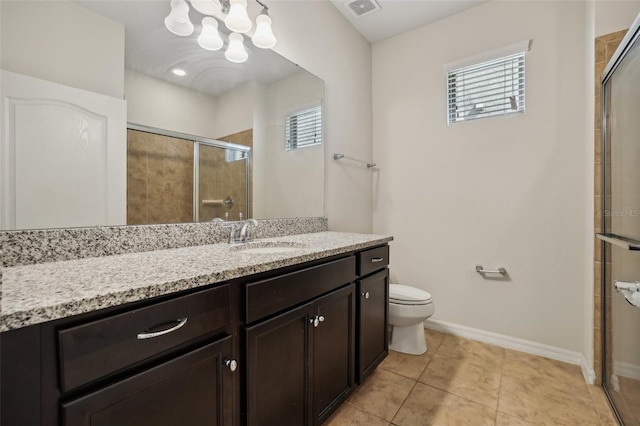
[259,71,325,219]
[373,1,590,352]
[269,0,373,233]
[0,1,124,98]
[125,69,220,139]
[595,0,640,36]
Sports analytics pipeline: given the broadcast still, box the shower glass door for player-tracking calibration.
[601,16,640,426]
[196,142,249,222]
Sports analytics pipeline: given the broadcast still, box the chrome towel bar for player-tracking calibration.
[333,153,376,168]
[475,265,507,275]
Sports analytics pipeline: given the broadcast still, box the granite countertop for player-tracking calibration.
[1,231,392,332]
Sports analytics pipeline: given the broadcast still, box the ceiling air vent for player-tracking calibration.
[346,0,381,18]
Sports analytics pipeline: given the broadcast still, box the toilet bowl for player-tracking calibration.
[389,284,434,355]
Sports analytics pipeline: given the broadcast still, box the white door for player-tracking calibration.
[1,70,127,230]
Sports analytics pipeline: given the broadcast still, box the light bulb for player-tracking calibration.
[224,0,252,33]
[225,32,248,63]
[189,0,221,15]
[251,13,276,49]
[164,0,194,36]
[198,17,223,51]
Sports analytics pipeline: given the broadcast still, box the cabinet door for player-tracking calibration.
[245,303,314,426]
[313,284,356,425]
[357,269,389,383]
[62,336,235,426]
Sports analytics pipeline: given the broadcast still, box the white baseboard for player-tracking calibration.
[424,318,596,384]
[613,360,640,381]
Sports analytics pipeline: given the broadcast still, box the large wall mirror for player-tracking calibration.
[0,0,324,231]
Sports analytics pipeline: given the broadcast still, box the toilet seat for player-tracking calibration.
[389,284,432,306]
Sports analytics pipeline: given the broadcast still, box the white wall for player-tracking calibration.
[212,82,256,139]
[269,0,373,232]
[258,71,324,218]
[373,1,590,352]
[125,69,219,139]
[0,1,124,98]
[595,0,640,36]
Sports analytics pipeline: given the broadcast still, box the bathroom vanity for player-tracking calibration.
[0,231,391,426]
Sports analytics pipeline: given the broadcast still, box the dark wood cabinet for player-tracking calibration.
[245,284,355,426]
[1,244,389,426]
[245,303,313,426]
[313,285,356,425]
[357,268,389,383]
[62,336,235,426]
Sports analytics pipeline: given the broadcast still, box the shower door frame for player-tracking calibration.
[599,13,640,426]
[127,123,251,222]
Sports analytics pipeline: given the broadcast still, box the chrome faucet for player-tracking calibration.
[239,219,258,242]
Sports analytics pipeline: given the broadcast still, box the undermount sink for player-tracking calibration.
[231,242,307,255]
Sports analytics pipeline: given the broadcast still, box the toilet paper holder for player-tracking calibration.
[475,265,507,275]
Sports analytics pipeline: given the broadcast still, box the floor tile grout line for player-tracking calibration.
[389,378,419,425]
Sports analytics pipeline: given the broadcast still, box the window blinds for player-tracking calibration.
[285,105,322,150]
[447,52,525,124]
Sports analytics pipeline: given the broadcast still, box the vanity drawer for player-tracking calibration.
[357,245,389,277]
[245,256,356,323]
[58,284,230,392]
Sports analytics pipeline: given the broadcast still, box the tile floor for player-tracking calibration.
[326,329,618,426]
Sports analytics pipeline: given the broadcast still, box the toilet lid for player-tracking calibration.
[389,284,432,304]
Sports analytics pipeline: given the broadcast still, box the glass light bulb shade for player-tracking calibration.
[251,14,276,49]
[165,0,194,36]
[190,0,221,15]
[224,0,252,33]
[198,17,223,51]
[225,32,248,63]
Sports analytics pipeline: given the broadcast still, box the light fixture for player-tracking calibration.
[251,9,276,49]
[164,0,194,36]
[172,68,187,76]
[224,0,252,33]
[189,0,221,15]
[225,32,248,63]
[164,0,277,64]
[198,17,224,50]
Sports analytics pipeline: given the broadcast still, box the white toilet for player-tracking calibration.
[389,284,435,355]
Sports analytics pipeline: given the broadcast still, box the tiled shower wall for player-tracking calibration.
[199,129,253,222]
[127,128,254,225]
[594,29,626,385]
[127,129,194,224]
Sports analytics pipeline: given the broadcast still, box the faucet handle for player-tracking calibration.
[223,223,240,243]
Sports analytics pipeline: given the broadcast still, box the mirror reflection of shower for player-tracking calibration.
[126,127,251,225]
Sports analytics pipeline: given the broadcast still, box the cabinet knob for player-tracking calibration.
[362,291,370,299]
[309,315,325,327]
[225,359,238,372]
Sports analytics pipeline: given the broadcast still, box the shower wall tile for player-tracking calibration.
[594,261,602,296]
[127,129,194,226]
[0,217,328,267]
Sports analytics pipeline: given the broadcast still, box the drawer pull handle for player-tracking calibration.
[362,291,370,299]
[371,257,384,263]
[225,359,238,372]
[137,318,188,340]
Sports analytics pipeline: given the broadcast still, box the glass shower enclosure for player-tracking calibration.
[599,14,640,426]
[126,126,250,225]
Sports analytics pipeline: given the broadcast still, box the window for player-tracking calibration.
[285,105,322,150]
[447,52,525,124]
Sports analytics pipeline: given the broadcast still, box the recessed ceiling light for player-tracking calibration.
[172,68,187,76]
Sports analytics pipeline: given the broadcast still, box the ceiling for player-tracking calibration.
[329,0,487,43]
